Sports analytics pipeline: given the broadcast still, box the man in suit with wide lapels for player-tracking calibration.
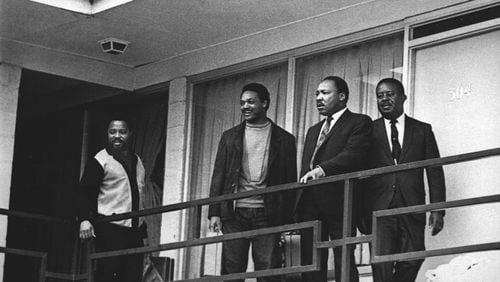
[363,78,446,282]
[297,76,372,282]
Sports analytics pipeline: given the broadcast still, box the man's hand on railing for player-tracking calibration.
[79,220,96,239]
[429,211,444,236]
[209,216,222,233]
[299,166,325,183]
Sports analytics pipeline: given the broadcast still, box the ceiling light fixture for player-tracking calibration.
[98,37,130,55]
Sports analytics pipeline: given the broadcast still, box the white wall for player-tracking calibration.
[0,63,21,280]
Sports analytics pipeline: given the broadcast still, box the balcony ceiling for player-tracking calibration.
[1,0,365,68]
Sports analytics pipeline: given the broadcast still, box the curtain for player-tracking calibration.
[294,33,403,266]
[188,63,288,278]
[129,100,169,248]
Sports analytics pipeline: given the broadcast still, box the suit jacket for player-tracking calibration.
[208,120,297,226]
[362,115,446,228]
[297,109,372,216]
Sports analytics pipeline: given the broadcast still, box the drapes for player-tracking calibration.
[189,63,288,278]
[129,100,169,248]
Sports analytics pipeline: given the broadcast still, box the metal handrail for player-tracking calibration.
[89,221,322,282]
[93,148,500,224]
[1,147,500,281]
[0,208,70,224]
[371,194,500,263]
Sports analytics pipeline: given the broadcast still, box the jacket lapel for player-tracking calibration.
[374,118,394,163]
[304,121,323,161]
[318,109,350,150]
[267,122,280,169]
[399,115,413,163]
[232,123,245,158]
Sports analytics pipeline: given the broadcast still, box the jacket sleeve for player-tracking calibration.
[77,158,104,223]
[424,125,446,209]
[208,133,228,219]
[319,115,373,176]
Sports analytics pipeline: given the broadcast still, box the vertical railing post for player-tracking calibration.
[371,212,379,261]
[87,244,94,282]
[341,178,354,282]
[70,220,80,277]
[312,220,322,271]
[38,253,47,282]
[194,205,203,239]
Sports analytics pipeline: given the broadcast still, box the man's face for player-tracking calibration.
[107,120,131,151]
[240,90,267,124]
[316,80,345,116]
[376,82,406,120]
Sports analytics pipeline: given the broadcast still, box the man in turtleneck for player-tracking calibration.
[208,83,297,282]
[78,117,147,282]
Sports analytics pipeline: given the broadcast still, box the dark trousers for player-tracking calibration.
[298,195,359,282]
[372,214,424,282]
[221,207,281,282]
[94,223,145,282]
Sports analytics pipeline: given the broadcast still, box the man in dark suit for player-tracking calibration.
[363,78,446,282]
[208,83,297,282]
[297,76,372,282]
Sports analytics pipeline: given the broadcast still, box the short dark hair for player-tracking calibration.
[322,76,349,102]
[241,83,270,109]
[376,78,405,96]
[106,112,133,132]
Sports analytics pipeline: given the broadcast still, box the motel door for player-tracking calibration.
[411,27,500,279]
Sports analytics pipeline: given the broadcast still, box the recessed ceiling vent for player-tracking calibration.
[99,38,130,55]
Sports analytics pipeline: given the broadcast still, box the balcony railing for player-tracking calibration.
[1,147,500,281]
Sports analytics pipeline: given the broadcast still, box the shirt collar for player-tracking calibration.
[329,107,348,121]
[384,113,405,126]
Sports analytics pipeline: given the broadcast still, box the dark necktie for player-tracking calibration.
[390,119,402,162]
[310,117,332,169]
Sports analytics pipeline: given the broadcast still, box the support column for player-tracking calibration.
[0,63,22,279]
[160,77,192,280]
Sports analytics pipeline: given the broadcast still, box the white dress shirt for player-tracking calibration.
[383,114,405,162]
